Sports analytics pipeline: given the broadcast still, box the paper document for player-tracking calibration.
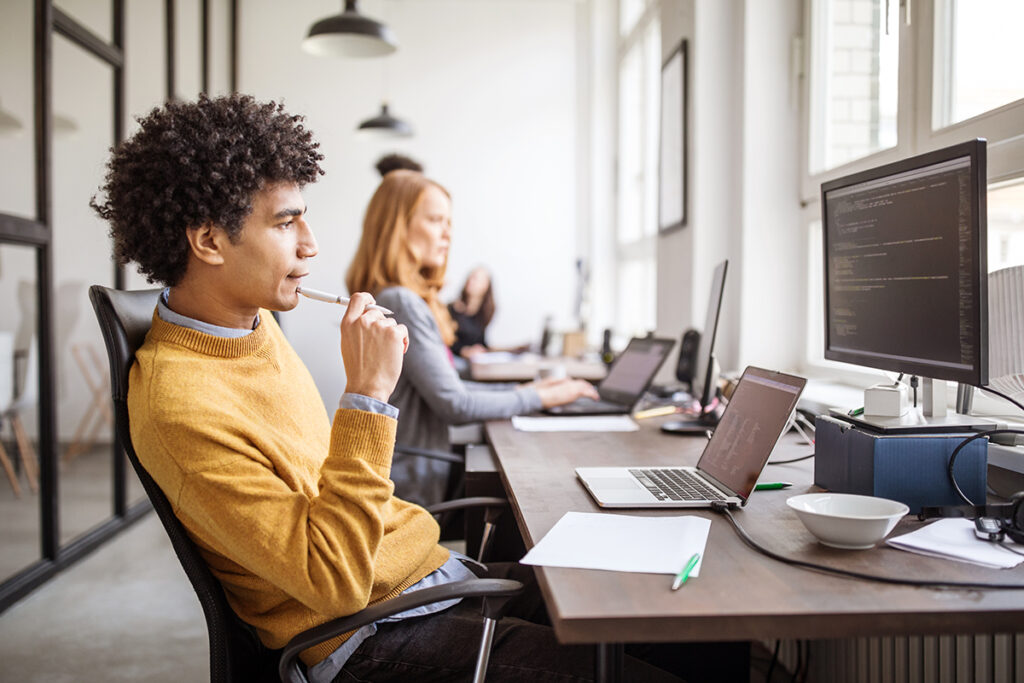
[511,415,638,432]
[521,511,710,575]
[473,351,528,364]
[886,518,1024,569]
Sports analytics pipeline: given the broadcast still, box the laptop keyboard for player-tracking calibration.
[629,468,725,502]
[548,397,624,414]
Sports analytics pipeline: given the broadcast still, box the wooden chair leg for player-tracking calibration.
[86,346,114,426]
[0,437,22,498]
[63,400,99,463]
[11,414,38,493]
[65,344,114,463]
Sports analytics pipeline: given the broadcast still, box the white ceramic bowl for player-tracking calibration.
[786,493,909,550]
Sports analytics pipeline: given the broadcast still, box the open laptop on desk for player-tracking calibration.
[576,366,806,507]
[543,336,675,416]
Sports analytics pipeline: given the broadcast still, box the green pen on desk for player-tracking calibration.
[671,552,701,591]
[754,482,793,491]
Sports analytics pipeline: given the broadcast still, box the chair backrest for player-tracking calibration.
[989,264,1024,400]
[89,285,278,683]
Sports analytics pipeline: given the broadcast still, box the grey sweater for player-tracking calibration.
[376,286,543,506]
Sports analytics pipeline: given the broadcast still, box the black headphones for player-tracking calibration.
[919,491,1024,543]
[1002,491,1024,544]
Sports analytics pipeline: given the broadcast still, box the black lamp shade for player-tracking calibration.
[303,0,398,58]
[357,103,413,137]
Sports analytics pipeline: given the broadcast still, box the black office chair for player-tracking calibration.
[89,285,521,683]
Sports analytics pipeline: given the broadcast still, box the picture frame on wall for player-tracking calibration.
[659,40,687,233]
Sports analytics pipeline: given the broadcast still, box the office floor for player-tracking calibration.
[1,507,790,683]
[0,442,148,579]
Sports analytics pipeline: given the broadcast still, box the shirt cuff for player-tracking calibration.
[340,392,399,419]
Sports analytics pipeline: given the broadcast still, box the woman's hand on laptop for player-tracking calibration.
[534,378,599,408]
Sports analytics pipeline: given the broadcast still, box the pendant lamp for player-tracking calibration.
[357,102,413,137]
[302,0,398,58]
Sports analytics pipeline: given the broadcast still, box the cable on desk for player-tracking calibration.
[709,502,1024,590]
[767,452,815,466]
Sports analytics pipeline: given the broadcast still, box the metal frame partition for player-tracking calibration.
[0,0,237,614]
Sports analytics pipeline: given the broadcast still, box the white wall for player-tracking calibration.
[737,0,803,371]
[239,0,583,409]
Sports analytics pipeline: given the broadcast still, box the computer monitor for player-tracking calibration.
[821,139,988,389]
[662,259,728,435]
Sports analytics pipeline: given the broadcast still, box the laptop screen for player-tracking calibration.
[599,337,675,402]
[696,367,806,501]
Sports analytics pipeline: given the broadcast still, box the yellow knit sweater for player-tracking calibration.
[128,310,449,666]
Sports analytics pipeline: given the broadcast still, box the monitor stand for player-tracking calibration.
[661,412,719,436]
[838,377,998,434]
[829,406,997,434]
[662,357,721,436]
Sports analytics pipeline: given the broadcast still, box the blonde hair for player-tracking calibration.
[346,170,456,345]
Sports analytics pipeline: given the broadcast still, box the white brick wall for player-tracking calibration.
[827,0,881,167]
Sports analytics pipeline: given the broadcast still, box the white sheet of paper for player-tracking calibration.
[886,518,1024,569]
[521,511,710,576]
[472,351,524,364]
[511,415,639,432]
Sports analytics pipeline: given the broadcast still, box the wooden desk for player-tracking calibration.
[469,353,607,382]
[485,417,1024,681]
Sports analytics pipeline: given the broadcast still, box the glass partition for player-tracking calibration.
[0,243,42,583]
[0,0,37,222]
[53,34,116,544]
[175,0,202,99]
[55,0,113,43]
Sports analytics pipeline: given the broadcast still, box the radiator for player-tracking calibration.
[773,634,1024,682]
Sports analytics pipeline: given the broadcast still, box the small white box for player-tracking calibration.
[863,382,908,417]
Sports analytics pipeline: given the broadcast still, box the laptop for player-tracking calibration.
[575,366,806,507]
[544,336,675,416]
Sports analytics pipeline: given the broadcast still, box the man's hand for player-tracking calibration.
[534,378,599,409]
[340,293,409,403]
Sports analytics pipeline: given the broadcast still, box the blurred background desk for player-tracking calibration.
[484,416,1024,683]
[469,352,607,382]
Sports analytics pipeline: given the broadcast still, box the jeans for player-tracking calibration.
[333,562,687,683]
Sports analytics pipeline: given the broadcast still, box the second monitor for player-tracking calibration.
[662,259,728,435]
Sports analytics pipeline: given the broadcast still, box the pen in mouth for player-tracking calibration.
[296,287,394,315]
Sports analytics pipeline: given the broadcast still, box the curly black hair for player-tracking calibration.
[375,153,423,178]
[91,93,325,286]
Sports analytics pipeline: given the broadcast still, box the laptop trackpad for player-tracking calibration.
[589,477,645,490]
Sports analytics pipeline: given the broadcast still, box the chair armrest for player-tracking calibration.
[394,444,463,464]
[279,578,523,683]
[426,496,509,516]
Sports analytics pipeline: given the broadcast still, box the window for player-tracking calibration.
[808,0,899,173]
[932,0,1024,129]
[613,4,659,337]
[989,180,1024,273]
[802,0,1024,372]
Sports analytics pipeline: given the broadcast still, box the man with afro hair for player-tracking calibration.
[92,94,687,682]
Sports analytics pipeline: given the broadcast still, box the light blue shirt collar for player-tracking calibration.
[157,288,258,338]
